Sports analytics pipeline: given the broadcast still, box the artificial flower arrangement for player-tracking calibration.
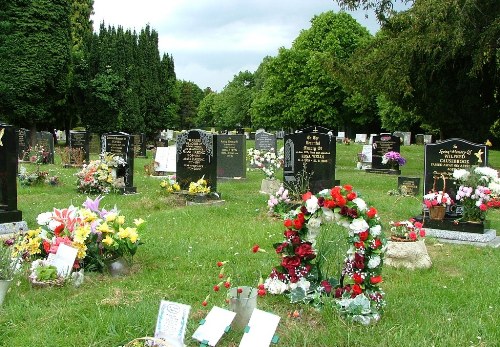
[389,219,426,241]
[423,191,454,208]
[247,147,284,180]
[267,185,292,217]
[382,151,406,168]
[159,175,180,194]
[19,144,50,164]
[188,176,210,195]
[265,185,386,325]
[453,166,499,222]
[0,237,21,281]
[18,165,59,187]
[15,196,144,274]
[76,153,126,194]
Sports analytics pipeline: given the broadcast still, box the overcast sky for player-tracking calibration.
[92,0,383,92]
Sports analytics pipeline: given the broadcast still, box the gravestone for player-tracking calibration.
[35,131,55,164]
[154,145,176,173]
[355,134,367,143]
[424,138,488,197]
[89,133,101,153]
[423,135,432,144]
[336,131,345,143]
[101,132,136,194]
[276,130,285,139]
[17,128,30,161]
[217,134,246,178]
[133,133,147,158]
[176,129,218,192]
[166,129,174,140]
[369,134,377,144]
[69,130,90,164]
[360,145,372,170]
[367,134,401,174]
[393,131,405,145]
[284,126,336,193]
[255,131,277,153]
[397,177,421,196]
[415,134,424,145]
[0,124,23,223]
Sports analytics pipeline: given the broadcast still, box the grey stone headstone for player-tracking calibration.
[255,131,277,152]
[217,134,246,178]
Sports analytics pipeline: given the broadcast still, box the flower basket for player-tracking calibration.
[29,276,66,288]
[429,205,446,220]
[124,337,176,347]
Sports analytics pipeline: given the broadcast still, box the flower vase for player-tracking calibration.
[0,279,13,306]
[260,178,280,195]
[106,257,130,277]
[228,286,258,330]
[429,206,446,220]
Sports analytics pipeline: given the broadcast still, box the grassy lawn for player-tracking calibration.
[1,143,499,347]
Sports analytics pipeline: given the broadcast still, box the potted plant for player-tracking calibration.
[0,237,20,305]
[423,190,454,220]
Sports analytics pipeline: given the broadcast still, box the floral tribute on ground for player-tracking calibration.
[265,185,386,325]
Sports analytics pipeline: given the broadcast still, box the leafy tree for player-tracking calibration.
[334,0,413,22]
[216,71,255,129]
[177,80,204,129]
[196,91,220,128]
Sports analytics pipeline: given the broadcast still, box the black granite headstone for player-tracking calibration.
[368,134,401,174]
[133,133,147,158]
[397,177,421,196]
[424,138,488,197]
[176,129,218,192]
[35,131,55,164]
[0,124,22,223]
[101,132,136,194]
[283,126,336,193]
[255,131,277,152]
[217,134,246,178]
[17,128,30,161]
[69,130,90,164]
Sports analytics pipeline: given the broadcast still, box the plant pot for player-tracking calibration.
[105,257,130,277]
[429,206,446,220]
[228,286,258,330]
[0,279,13,306]
[260,178,281,195]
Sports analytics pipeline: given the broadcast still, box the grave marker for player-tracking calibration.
[255,131,277,152]
[17,128,30,161]
[397,176,421,196]
[35,131,55,164]
[69,130,90,164]
[133,133,147,158]
[367,134,401,174]
[101,132,136,194]
[355,134,367,143]
[176,129,218,192]
[217,134,246,178]
[154,300,191,347]
[0,124,22,223]
[154,146,176,173]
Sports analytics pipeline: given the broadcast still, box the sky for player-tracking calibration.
[91,0,384,92]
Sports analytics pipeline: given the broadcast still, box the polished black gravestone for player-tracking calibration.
[0,124,22,223]
[255,131,277,152]
[101,132,137,194]
[366,134,401,175]
[397,176,420,196]
[133,133,147,158]
[283,126,336,193]
[217,134,246,179]
[17,128,30,161]
[69,130,90,164]
[176,129,218,193]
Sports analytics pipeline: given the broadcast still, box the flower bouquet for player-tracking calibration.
[381,151,406,169]
[188,176,210,195]
[159,175,180,194]
[247,147,284,180]
[267,185,292,217]
[0,237,21,281]
[423,191,453,208]
[389,219,425,242]
[19,144,50,164]
[453,167,499,222]
[76,153,126,194]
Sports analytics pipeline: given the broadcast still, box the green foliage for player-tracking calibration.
[177,80,204,129]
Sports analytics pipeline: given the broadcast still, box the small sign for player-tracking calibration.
[397,176,421,196]
[239,309,281,347]
[50,243,78,278]
[192,306,236,346]
[154,300,191,347]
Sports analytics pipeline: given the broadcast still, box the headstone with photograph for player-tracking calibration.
[101,132,136,194]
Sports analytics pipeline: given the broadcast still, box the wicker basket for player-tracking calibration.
[124,337,176,347]
[29,276,66,288]
[429,205,446,220]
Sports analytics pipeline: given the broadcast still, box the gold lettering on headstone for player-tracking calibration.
[296,135,330,164]
[182,138,206,171]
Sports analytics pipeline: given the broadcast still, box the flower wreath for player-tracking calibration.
[265,184,387,324]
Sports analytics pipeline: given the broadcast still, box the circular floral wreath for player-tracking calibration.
[264,184,387,324]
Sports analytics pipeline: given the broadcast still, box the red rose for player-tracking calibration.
[290,235,301,245]
[284,229,297,239]
[293,219,304,230]
[252,244,260,253]
[343,184,353,191]
[414,221,423,229]
[370,275,382,284]
[217,261,224,267]
[295,243,315,259]
[281,256,301,269]
[237,288,243,294]
[409,231,417,240]
[366,207,377,218]
[359,230,369,241]
[213,285,220,292]
[354,241,365,249]
[336,195,346,207]
[372,239,382,249]
[224,281,231,288]
[419,229,426,237]
[202,301,208,306]
[42,240,51,253]
[324,199,336,209]
[297,213,305,223]
[352,273,363,284]
[257,289,266,296]
[302,191,312,201]
[480,204,488,211]
[352,284,363,296]
[275,242,288,254]
[284,219,293,228]
[347,192,357,201]
[53,224,65,237]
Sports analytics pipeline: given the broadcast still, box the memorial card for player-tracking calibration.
[153,300,191,347]
[239,309,280,347]
[192,306,236,346]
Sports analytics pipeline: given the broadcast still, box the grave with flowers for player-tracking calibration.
[366,134,404,175]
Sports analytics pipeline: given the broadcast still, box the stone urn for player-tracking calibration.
[385,240,432,270]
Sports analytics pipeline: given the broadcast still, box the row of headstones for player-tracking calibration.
[354,132,433,145]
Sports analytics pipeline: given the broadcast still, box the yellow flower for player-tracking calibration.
[28,228,41,238]
[116,215,125,225]
[97,222,113,233]
[133,218,145,227]
[73,242,87,259]
[117,227,129,239]
[74,224,91,243]
[160,180,167,188]
[27,237,42,255]
[173,183,180,191]
[102,235,114,246]
[128,229,138,243]
[107,176,113,183]
[105,212,117,222]
[80,209,97,222]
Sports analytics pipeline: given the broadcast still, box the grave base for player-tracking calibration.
[425,228,497,246]
[119,186,137,195]
[0,210,23,224]
[414,216,488,234]
[186,199,225,206]
[0,220,28,238]
[365,168,401,175]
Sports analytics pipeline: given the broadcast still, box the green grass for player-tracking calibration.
[1,143,499,347]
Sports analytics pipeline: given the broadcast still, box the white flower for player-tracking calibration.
[289,277,310,292]
[488,181,500,195]
[453,169,470,181]
[352,198,367,212]
[370,225,382,237]
[36,212,53,226]
[305,195,319,214]
[474,167,498,183]
[48,220,62,232]
[264,277,288,294]
[349,218,369,234]
[307,216,322,229]
[368,255,381,269]
[321,207,334,221]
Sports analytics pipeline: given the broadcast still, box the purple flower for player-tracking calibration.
[83,196,103,212]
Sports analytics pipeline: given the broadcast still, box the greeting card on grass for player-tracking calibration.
[239,308,280,347]
[192,306,236,346]
[50,243,78,277]
[154,300,191,347]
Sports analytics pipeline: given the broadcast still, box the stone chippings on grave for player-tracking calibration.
[176,129,218,193]
[217,134,246,178]
[255,131,277,153]
[102,132,136,194]
[283,126,336,194]
[0,124,23,225]
[69,130,90,163]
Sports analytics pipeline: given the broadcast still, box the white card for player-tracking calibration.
[192,306,236,346]
[239,309,280,347]
[154,300,190,347]
[154,147,170,171]
[50,243,78,278]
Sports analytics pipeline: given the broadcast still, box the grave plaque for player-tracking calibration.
[424,138,488,197]
[35,131,55,164]
[284,126,336,193]
[355,134,367,143]
[176,129,218,192]
[255,131,277,153]
[423,134,432,144]
[0,124,22,223]
[101,132,136,194]
[370,134,401,172]
[217,134,246,178]
[133,133,147,158]
[397,177,421,196]
[69,130,90,163]
[17,128,30,160]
